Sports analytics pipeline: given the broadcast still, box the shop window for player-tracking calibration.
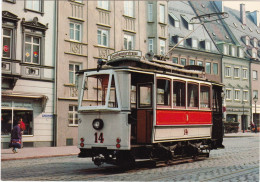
[157,79,171,106]
[188,83,198,108]
[200,85,210,108]
[1,110,33,135]
[173,80,185,107]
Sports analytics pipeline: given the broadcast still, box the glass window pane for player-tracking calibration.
[200,86,210,108]
[139,85,152,108]
[33,45,39,63]
[75,65,80,71]
[173,81,185,107]
[181,58,186,65]
[75,30,80,41]
[25,43,32,62]
[172,57,178,64]
[188,83,198,107]
[157,79,170,106]
[26,35,31,42]
[206,62,211,74]
[33,37,40,44]
[3,37,11,58]
[189,59,195,65]
[69,64,74,71]
[33,0,40,11]
[69,72,74,84]
[3,29,11,36]
[1,110,12,135]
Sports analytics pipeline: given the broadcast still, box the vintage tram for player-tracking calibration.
[77,51,224,167]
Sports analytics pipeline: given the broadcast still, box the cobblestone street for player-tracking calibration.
[1,136,259,181]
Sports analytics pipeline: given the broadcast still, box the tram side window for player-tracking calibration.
[173,81,185,107]
[188,83,199,108]
[200,85,210,109]
[108,75,118,108]
[131,85,136,108]
[139,84,152,108]
[157,79,171,106]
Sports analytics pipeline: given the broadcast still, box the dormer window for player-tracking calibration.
[233,22,237,27]
[192,39,198,49]
[238,47,244,58]
[225,35,229,39]
[251,38,258,47]
[241,25,245,30]
[169,12,179,28]
[231,46,236,57]
[178,37,184,46]
[223,44,228,55]
[252,52,256,58]
[181,15,193,30]
[249,27,253,32]
[200,40,210,51]
[257,29,260,34]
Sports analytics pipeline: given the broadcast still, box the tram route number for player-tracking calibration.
[94,132,104,143]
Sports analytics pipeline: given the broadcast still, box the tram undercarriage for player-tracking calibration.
[78,139,213,167]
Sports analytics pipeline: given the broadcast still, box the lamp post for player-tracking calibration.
[253,96,258,133]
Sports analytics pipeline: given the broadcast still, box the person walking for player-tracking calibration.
[19,118,26,147]
[10,120,22,153]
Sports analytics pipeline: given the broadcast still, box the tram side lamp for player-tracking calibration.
[92,119,104,130]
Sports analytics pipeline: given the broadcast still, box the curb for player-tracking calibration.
[1,153,78,161]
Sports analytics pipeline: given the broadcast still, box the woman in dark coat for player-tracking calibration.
[10,121,21,153]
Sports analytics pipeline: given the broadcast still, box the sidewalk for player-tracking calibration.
[224,132,260,137]
[1,146,79,161]
[1,133,259,161]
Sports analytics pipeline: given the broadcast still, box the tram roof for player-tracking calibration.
[77,57,223,86]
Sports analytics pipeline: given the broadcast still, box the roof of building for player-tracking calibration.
[168,1,219,54]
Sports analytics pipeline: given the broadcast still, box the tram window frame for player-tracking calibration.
[200,84,211,110]
[138,83,153,108]
[156,78,171,108]
[173,80,186,108]
[187,82,199,109]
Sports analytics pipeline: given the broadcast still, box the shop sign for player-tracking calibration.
[13,102,32,109]
[42,114,53,118]
[107,50,142,61]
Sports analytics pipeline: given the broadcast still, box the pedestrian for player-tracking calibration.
[10,120,22,153]
[19,118,26,147]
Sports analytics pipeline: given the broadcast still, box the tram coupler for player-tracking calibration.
[92,155,106,166]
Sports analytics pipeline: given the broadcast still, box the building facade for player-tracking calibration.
[1,0,56,148]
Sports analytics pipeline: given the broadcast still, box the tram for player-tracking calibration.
[77,50,224,167]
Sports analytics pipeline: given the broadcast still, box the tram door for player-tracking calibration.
[136,83,153,143]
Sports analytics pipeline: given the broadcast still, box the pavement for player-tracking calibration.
[1,132,259,161]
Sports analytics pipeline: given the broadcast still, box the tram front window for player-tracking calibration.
[80,74,118,109]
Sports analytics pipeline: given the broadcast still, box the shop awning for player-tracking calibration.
[1,91,48,112]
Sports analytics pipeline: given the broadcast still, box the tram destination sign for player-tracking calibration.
[107,50,142,61]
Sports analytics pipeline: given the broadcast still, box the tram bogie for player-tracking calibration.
[77,51,224,167]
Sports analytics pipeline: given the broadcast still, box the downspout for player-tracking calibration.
[53,0,58,146]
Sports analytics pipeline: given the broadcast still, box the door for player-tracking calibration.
[136,83,153,144]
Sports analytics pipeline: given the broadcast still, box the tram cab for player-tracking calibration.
[77,51,224,166]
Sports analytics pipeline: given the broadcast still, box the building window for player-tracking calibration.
[253,70,258,80]
[253,40,257,47]
[253,90,258,99]
[172,57,178,64]
[68,105,78,126]
[97,29,108,47]
[245,38,249,45]
[169,12,179,27]
[70,22,81,42]
[188,24,194,31]
[252,52,257,58]
[205,42,210,51]
[69,63,81,84]
[124,34,134,50]
[223,45,228,54]
[25,0,42,12]
[147,3,153,22]
[213,63,218,75]
[205,62,211,74]
[197,61,203,66]
[160,40,166,55]
[239,48,244,58]
[2,28,12,58]
[24,35,40,64]
[234,90,240,100]
[124,1,134,17]
[178,37,184,46]
[234,67,239,78]
[192,39,198,48]
[243,90,248,101]
[159,4,165,23]
[189,59,195,65]
[242,69,248,79]
[148,38,153,52]
[226,89,231,100]
[98,1,109,10]
[231,46,236,56]
[225,66,231,77]
[180,58,186,66]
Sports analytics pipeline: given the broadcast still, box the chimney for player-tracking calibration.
[240,4,246,25]
[214,1,223,12]
[251,10,260,27]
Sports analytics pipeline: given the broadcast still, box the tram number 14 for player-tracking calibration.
[94,132,104,143]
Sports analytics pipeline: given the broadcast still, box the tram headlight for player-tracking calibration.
[92,119,104,130]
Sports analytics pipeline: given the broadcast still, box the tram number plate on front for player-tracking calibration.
[94,132,104,143]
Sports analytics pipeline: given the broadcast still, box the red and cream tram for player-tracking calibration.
[77,51,224,166]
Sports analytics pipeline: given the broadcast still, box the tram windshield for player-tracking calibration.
[79,73,118,110]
